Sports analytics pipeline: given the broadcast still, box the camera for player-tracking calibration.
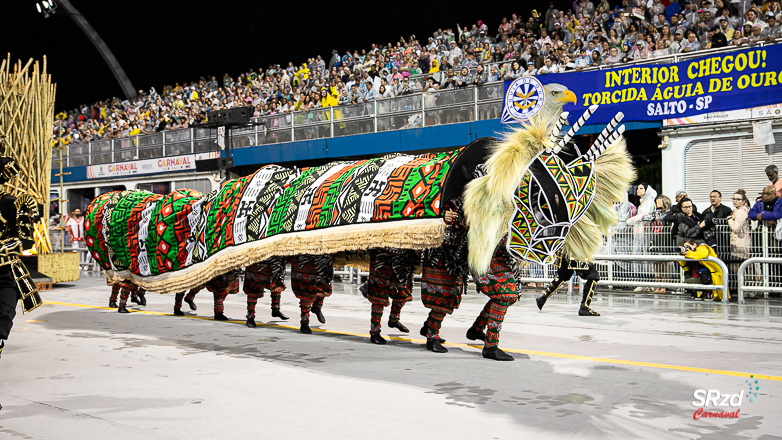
[678,246,688,255]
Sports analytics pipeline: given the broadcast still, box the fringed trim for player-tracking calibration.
[104,219,444,294]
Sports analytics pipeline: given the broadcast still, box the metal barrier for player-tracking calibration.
[738,257,782,304]
[584,254,731,304]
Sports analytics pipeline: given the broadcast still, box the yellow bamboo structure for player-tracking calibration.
[0,54,56,254]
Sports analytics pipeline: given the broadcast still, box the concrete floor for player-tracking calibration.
[1,275,781,440]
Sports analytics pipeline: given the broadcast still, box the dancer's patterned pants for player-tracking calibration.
[244,260,286,319]
[174,287,200,310]
[290,256,332,323]
[117,281,145,307]
[421,252,463,341]
[109,283,120,303]
[205,274,239,315]
[471,250,518,348]
[367,249,413,334]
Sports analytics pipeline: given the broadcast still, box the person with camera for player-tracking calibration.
[678,238,726,301]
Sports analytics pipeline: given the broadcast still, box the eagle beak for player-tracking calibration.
[559,90,577,104]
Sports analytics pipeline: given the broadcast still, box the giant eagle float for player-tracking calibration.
[84,105,635,294]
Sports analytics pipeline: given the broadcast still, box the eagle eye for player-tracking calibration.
[551,91,560,96]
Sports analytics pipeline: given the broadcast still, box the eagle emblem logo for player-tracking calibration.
[503,77,546,122]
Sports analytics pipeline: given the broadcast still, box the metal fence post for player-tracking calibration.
[474,86,479,121]
[66,144,70,167]
[190,128,195,153]
[111,139,115,163]
[421,93,426,127]
[161,131,166,157]
[87,141,92,165]
[374,100,378,133]
[606,232,614,284]
[762,225,769,293]
[135,134,140,159]
[330,107,334,138]
[291,113,295,142]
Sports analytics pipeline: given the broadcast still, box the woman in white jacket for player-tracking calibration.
[627,183,657,291]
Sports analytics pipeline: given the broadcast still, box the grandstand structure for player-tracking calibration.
[52,41,782,213]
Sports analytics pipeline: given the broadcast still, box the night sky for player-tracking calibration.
[4,0,578,112]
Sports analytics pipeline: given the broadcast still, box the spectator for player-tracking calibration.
[711,26,729,47]
[673,197,705,246]
[678,238,726,300]
[701,190,732,248]
[767,165,782,198]
[613,192,636,279]
[749,185,782,224]
[627,183,658,291]
[727,189,752,297]
[65,208,85,249]
[646,195,674,293]
[681,30,702,52]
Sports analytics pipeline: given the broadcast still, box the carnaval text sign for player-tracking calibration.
[502,44,782,125]
[86,151,220,179]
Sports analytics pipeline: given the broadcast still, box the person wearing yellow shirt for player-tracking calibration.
[319,87,339,108]
[429,58,440,73]
[678,239,726,300]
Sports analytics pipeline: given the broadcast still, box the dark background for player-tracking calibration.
[4,0,580,112]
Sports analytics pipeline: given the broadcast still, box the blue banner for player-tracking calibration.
[501,44,782,124]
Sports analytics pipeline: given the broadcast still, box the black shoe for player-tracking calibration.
[578,306,600,316]
[271,308,289,320]
[466,326,486,341]
[108,301,118,308]
[370,333,387,345]
[185,299,197,310]
[312,308,326,324]
[173,308,184,316]
[300,321,312,334]
[130,295,140,305]
[426,339,448,353]
[482,346,514,361]
[359,283,369,298]
[419,325,446,343]
[118,306,130,314]
[246,318,256,328]
[139,296,147,307]
[388,321,409,333]
[536,294,548,311]
[214,313,229,321]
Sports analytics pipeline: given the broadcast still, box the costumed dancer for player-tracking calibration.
[108,280,144,309]
[0,154,41,359]
[535,251,601,316]
[290,254,332,334]
[243,257,289,328]
[173,286,201,315]
[461,107,635,356]
[465,242,520,361]
[204,272,239,320]
[116,281,147,313]
[365,248,416,344]
[419,202,466,353]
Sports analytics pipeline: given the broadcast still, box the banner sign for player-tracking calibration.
[502,45,782,125]
[664,102,782,126]
[86,151,220,179]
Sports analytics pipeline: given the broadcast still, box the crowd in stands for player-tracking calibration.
[53,0,782,147]
[608,164,782,300]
